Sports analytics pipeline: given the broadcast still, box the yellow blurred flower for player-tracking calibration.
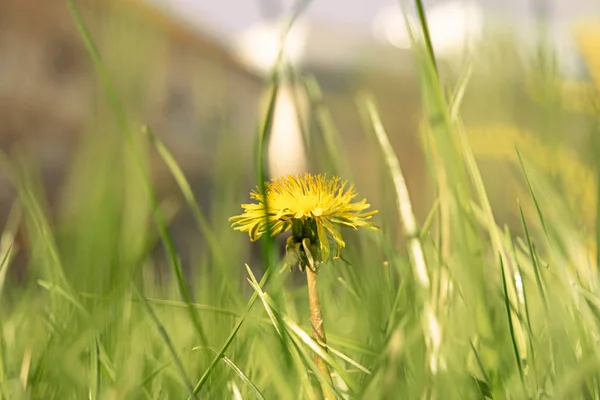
[230,173,378,262]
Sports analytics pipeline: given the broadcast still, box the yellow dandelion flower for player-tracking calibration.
[229,173,378,262]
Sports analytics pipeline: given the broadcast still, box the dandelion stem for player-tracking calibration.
[306,267,336,399]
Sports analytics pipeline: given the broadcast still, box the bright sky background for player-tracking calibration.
[146,0,599,39]
[141,0,600,176]
[145,0,600,75]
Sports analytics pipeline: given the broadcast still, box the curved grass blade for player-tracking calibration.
[515,147,548,236]
[67,0,209,348]
[192,346,266,400]
[254,0,313,272]
[0,202,20,300]
[0,204,17,398]
[190,267,272,397]
[518,201,548,309]
[220,354,266,400]
[245,265,357,394]
[499,256,527,395]
[302,75,352,177]
[365,96,430,291]
[143,125,225,266]
[187,3,312,385]
[37,279,117,381]
[133,285,198,399]
[0,153,69,291]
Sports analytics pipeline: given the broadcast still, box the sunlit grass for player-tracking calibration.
[1,1,600,399]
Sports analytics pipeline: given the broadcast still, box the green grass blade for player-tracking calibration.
[133,285,198,399]
[516,147,548,236]
[192,346,266,400]
[254,0,312,272]
[499,256,527,395]
[90,339,100,400]
[221,354,266,400]
[420,197,440,240]
[68,0,210,349]
[303,75,352,177]
[143,125,225,266]
[0,202,20,300]
[518,201,548,309]
[190,268,272,396]
[413,0,439,74]
[365,96,430,290]
[245,265,357,393]
[0,317,8,400]
[66,0,128,130]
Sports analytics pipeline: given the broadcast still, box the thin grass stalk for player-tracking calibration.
[190,267,272,397]
[143,125,225,266]
[133,285,198,399]
[407,0,531,379]
[365,97,444,376]
[366,99,430,290]
[67,0,212,351]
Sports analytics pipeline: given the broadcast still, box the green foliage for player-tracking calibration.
[1,1,599,399]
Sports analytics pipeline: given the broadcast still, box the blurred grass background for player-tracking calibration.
[1,0,600,398]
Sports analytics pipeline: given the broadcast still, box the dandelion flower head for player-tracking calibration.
[229,173,378,261]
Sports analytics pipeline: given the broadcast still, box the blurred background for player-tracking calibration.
[1,0,600,277]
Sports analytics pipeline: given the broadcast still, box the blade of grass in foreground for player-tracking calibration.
[365,97,430,291]
[190,267,271,397]
[245,266,350,398]
[303,76,352,178]
[516,147,548,236]
[37,279,118,381]
[499,256,527,395]
[89,339,100,400]
[143,125,226,266]
[364,97,438,349]
[0,154,69,291]
[364,96,447,396]
[192,2,311,393]
[191,346,266,400]
[247,268,361,384]
[67,0,210,348]
[133,285,198,399]
[414,0,438,75]
[0,202,20,300]
[411,3,535,386]
[0,317,7,400]
[518,201,548,309]
[254,0,312,272]
[0,204,17,400]
[255,75,280,271]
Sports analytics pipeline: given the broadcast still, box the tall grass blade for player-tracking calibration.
[413,0,439,74]
[245,266,349,397]
[191,268,272,396]
[518,202,548,309]
[143,125,225,265]
[67,0,210,348]
[365,97,430,290]
[0,202,20,300]
[499,256,527,395]
[516,147,548,236]
[133,285,198,399]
